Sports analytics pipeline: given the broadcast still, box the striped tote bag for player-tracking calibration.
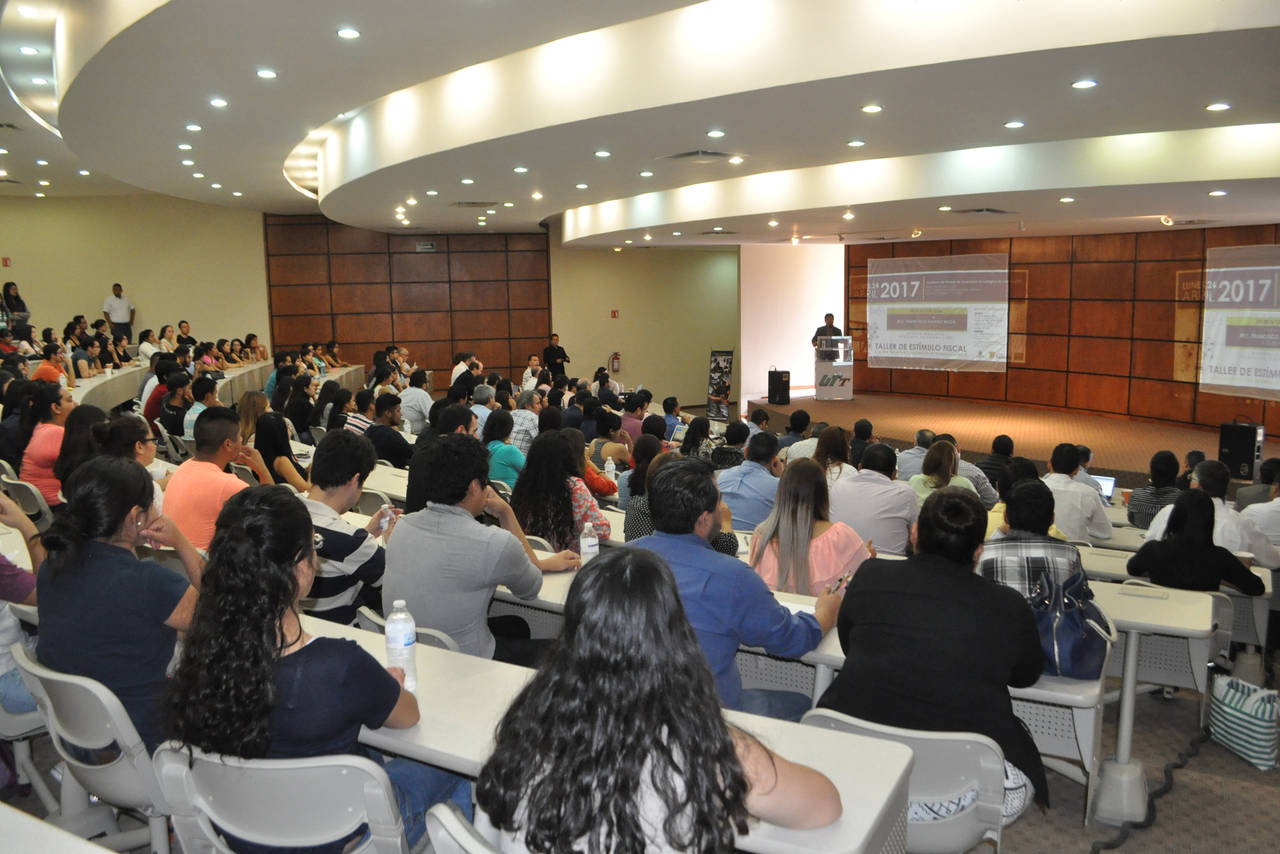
[1208,677,1278,770]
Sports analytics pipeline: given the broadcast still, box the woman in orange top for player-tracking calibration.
[20,381,77,506]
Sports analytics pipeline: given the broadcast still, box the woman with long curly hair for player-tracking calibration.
[510,431,609,552]
[476,547,841,850]
[166,486,470,851]
[679,415,714,460]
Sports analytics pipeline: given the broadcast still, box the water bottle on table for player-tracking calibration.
[384,599,418,692]
[580,522,599,565]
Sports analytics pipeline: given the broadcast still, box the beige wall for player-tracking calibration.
[549,245,739,407]
[0,194,269,347]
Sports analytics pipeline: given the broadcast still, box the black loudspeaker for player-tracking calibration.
[1219,422,1264,481]
[767,370,790,405]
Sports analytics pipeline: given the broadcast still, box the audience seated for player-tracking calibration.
[895,429,935,480]
[629,457,837,721]
[397,370,433,435]
[158,371,192,439]
[847,417,873,466]
[908,440,977,506]
[0,380,34,471]
[933,433,998,509]
[678,415,714,460]
[511,432,611,552]
[325,388,354,431]
[1042,442,1112,542]
[37,456,204,751]
[812,425,856,486]
[979,479,1087,600]
[97,415,168,510]
[747,407,770,438]
[1145,459,1280,568]
[749,458,873,595]
[31,343,73,388]
[19,381,76,507]
[386,433,576,666]
[1175,449,1205,490]
[0,492,44,718]
[986,457,1067,541]
[589,410,634,469]
[626,450,741,557]
[475,547,841,849]
[975,434,1015,489]
[1073,444,1104,495]
[1127,450,1182,529]
[620,393,646,442]
[342,389,375,436]
[776,409,810,451]
[709,420,748,470]
[182,374,219,439]
[1129,489,1265,594]
[783,419,825,460]
[1235,457,1280,511]
[365,393,413,469]
[254,411,310,492]
[483,408,525,487]
[51,404,107,488]
[716,432,782,530]
[405,403,478,513]
[828,442,919,557]
[166,407,269,550]
[1240,478,1280,548]
[661,395,689,440]
[616,433,662,511]
[561,427,616,499]
[510,390,541,454]
[470,383,499,433]
[282,374,317,443]
[817,488,1046,825]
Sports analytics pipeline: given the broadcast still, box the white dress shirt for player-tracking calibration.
[398,386,433,434]
[895,446,927,480]
[1074,467,1104,494]
[786,437,818,460]
[828,469,919,556]
[1042,472,1113,542]
[102,293,135,323]
[450,361,469,384]
[1241,497,1280,547]
[1148,496,1280,569]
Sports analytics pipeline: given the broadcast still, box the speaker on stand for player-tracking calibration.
[1219,420,1264,481]
[767,369,790,406]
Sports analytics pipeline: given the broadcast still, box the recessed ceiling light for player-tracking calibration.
[31,78,47,85]
[232,191,243,197]
[209,97,228,108]
[790,236,799,246]
[0,148,6,154]
[34,193,46,198]
[938,205,952,212]
[643,234,652,241]
[395,206,405,213]
[256,69,277,79]
[1072,79,1098,89]
[624,239,633,245]
[861,104,882,113]
[486,209,496,215]
[513,166,528,173]
[706,129,725,138]
[460,178,474,184]
[672,231,682,236]
[477,221,488,227]
[502,202,514,207]
[186,123,202,132]
[842,210,854,221]
[1004,120,1025,129]
[1159,215,1174,226]
[192,172,205,178]
[613,247,622,252]
[767,219,779,227]
[181,159,194,166]
[531,191,542,200]
[1205,102,1230,112]
[336,26,360,39]
[35,159,47,166]
[639,170,654,178]
[78,169,90,176]
[910,228,923,238]
[1208,190,1227,197]
[575,183,588,189]
[594,150,611,158]
[19,47,37,56]
[728,156,744,165]
[1059,196,1075,203]
[210,183,221,189]
[406,198,418,205]
[178,143,193,150]
[0,170,7,177]
[712,226,723,232]
[37,180,49,186]
[425,190,438,196]
[846,139,866,148]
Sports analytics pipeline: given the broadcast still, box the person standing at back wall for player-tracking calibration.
[102,282,135,345]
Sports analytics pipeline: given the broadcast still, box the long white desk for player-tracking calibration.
[214,361,273,405]
[301,615,911,854]
[68,365,145,409]
[1089,524,1146,552]
[1103,503,1131,528]
[0,803,113,853]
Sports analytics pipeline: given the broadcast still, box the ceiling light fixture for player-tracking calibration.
[426,190,438,196]
[181,159,194,166]
[186,124,202,132]
[256,69,277,79]
[477,221,487,227]
[19,47,38,56]
[210,183,222,189]
[209,97,228,108]
[672,231,682,236]
[178,143,192,150]
[37,180,49,186]
[34,193,45,198]
[639,170,654,178]
[842,211,855,221]
[712,226,723,232]
[486,209,496,214]
[395,206,405,213]
[406,198,418,205]
[790,236,799,246]
[336,26,360,39]
[192,172,205,178]
[502,202,514,207]
[0,170,7,177]
[767,219,779,227]
[232,191,243,197]
[512,166,528,173]
[938,205,952,212]
[531,191,542,200]
[575,183,588,189]
[1159,215,1174,226]
[35,159,47,166]
[1004,120,1025,129]
[594,150,611,158]
[861,104,882,113]
[614,247,622,252]
[728,156,744,165]
[1208,190,1227,197]
[706,129,725,138]
[911,228,923,238]
[78,169,90,176]
[31,78,47,85]
[17,6,39,18]
[1059,196,1075,203]
[1072,79,1098,89]
[846,139,866,148]
[460,178,474,184]
[1205,102,1231,112]
[643,234,652,241]
[624,239,633,245]
[0,148,6,154]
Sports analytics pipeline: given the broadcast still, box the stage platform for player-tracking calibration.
[745,393,1280,492]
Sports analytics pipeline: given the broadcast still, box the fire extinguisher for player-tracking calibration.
[609,352,621,373]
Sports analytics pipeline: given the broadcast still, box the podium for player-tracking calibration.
[815,337,854,401]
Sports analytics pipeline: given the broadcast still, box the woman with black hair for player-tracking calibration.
[560,426,616,499]
[97,414,169,510]
[283,374,317,444]
[308,379,340,430]
[587,410,632,471]
[510,432,609,553]
[2,282,29,327]
[476,547,841,850]
[1128,489,1265,594]
[0,379,34,471]
[483,409,525,487]
[253,412,310,493]
[167,486,470,850]
[52,404,107,486]
[20,381,77,506]
[36,456,203,750]
[326,388,354,431]
[616,433,661,511]
[623,450,741,557]
[536,405,561,434]
[679,416,714,460]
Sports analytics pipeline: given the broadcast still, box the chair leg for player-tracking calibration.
[12,738,59,815]
[150,814,171,854]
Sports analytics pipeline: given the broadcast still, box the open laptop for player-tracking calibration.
[670,423,688,443]
[1093,475,1117,504]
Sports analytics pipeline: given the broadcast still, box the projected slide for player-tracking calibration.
[1198,244,1280,401]
[866,253,1009,371]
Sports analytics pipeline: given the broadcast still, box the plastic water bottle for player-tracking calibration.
[378,504,392,535]
[580,523,599,565]
[384,600,417,692]
[603,458,617,482]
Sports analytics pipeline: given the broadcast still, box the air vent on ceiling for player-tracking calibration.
[0,178,19,184]
[1172,219,1215,226]
[450,201,500,208]
[663,150,733,164]
[948,207,1016,215]
[0,123,20,130]
[699,229,737,236]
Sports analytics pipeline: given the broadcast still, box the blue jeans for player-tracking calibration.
[736,689,812,723]
[382,756,473,847]
[0,667,36,714]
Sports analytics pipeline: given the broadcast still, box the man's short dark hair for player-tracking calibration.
[992,434,1014,456]
[375,393,401,418]
[41,342,60,360]
[724,422,749,445]
[354,389,375,414]
[745,431,779,464]
[310,430,377,490]
[1050,443,1079,474]
[1192,459,1229,498]
[411,433,488,506]
[1185,449,1205,468]
[1149,450,1179,488]
[648,457,719,535]
[272,350,291,369]
[1076,444,1093,465]
[852,418,872,440]
[409,369,428,389]
[193,406,238,454]
[859,443,896,477]
[787,409,810,434]
[191,375,217,402]
[750,408,769,426]
[1005,480,1055,536]
[436,403,475,435]
[934,433,957,448]
[174,344,191,359]
[624,394,646,414]
[915,429,935,449]
[165,371,191,392]
[1258,457,1280,485]
[662,396,678,414]
[916,488,987,565]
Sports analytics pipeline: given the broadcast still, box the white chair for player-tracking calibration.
[154,422,189,463]
[355,606,461,651]
[11,644,171,853]
[426,802,498,853]
[524,535,554,552]
[0,692,60,816]
[229,462,259,486]
[356,487,394,517]
[802,708,1005,854]
[376,459,396,468]
[1,475,55,532]
[153,741,419,854]
[0,458,17,480]
[310,424,327,441]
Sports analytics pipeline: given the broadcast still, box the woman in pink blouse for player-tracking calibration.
[20,382,77,506]
[749,458,874,594]
[510,431,610,553]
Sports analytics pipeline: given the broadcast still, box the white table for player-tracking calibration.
[214,361,274,406]
[301,615,911,854]
[68,365,145,409]
[1089,524,1146,552]
[0,803,113,853]
[365,465,409,505]
[1103,503,1131,528]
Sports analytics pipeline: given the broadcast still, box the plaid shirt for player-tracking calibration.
[1126,485,1180,529]
[978,529,1086,599]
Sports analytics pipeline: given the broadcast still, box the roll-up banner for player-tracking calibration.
[866,253,1009,372]
[707,350,733,421]
[1198,244,1280,401]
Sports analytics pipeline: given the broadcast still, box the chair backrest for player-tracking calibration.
[229,463,259,486]
[355,487,393,517]
[426,802,498,854]
[802,708,1005,854]
[354,606,460,652]
[0,458,17,480]
[154,422,189,463]
[10,644,169,815]
[375,459,395,468]
[153,742,410,854]
[283,417,300,442]
[1,475,54,532]
[489,481,512,502]
[523,534,553,552]
[310,424,327,441]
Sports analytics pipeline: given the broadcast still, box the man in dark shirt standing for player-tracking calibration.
[542,333,570,378]
[811,313,842,346]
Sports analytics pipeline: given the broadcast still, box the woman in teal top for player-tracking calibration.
[483,409,525,488]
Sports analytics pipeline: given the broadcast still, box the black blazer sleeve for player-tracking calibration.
[1002,587,1044,688]
[1212,546,1265,595]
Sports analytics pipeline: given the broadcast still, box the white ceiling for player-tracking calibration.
[1,0,1278,247]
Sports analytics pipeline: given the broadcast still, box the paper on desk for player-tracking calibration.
[784,601,815,616]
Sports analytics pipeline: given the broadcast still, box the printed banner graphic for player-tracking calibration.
[707,350,733,421]
[1198,244,1280,401]
[866,253,1009,372]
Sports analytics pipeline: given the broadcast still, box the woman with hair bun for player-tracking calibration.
[476,547,841,849]
[36,456,203,750]
[167,485,470,851]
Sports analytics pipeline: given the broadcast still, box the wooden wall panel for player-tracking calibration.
[1010,236,1071,263]
[335,314,393,343]
[273,315,332,346]
[448,235,507,252]
[1070,301,1133,339]
[327,224,388,254]
[1072,233,1135,262]
[1070,263,1134,300]
[1012,335,1069,371]
[450,253,508,282]
[890,369,948,396]
[1019,264,1071,299]
[392,283,450,312]
[453,310,509,339]
[1130,379,1196,423]
[509,280,550,309]
[1068,338,1130,376]
[1007,369,1066,407]
[393,312,452,341]
[948,371,1006,399]
[1195,393,1264,428]
[847,244,893,266]
[330,254,389,284]
[391,253,450,283]
[507,234,549,251]
[266,224,328,255]
[950,238,1010,255]
[268,255,329,285]
[509,252,549,279]
[1135,261,1201,301]
[1137,229,1203,261]
[853,365,892,392]
[1204,225,1276,249]
[510,309,550,338]
[331,284,391,315]
[451,281,509,310]
[270,284,332,316]
[1067,374,1129,414]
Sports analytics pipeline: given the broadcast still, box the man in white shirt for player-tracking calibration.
[398,370,433,434]
[102,282,135,343]
[449,351,474,385]
[828,443,919,556]
[1147,460,1280,568]
[520,353,541,391]
[1240,482,1280,547]
[783,421,826,460]
[1042,442,1112,542]
[894,429,934,480]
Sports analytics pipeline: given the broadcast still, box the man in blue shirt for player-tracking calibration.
[716,432,783,530]
[630,457,839,721]
[776,409,810,450]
